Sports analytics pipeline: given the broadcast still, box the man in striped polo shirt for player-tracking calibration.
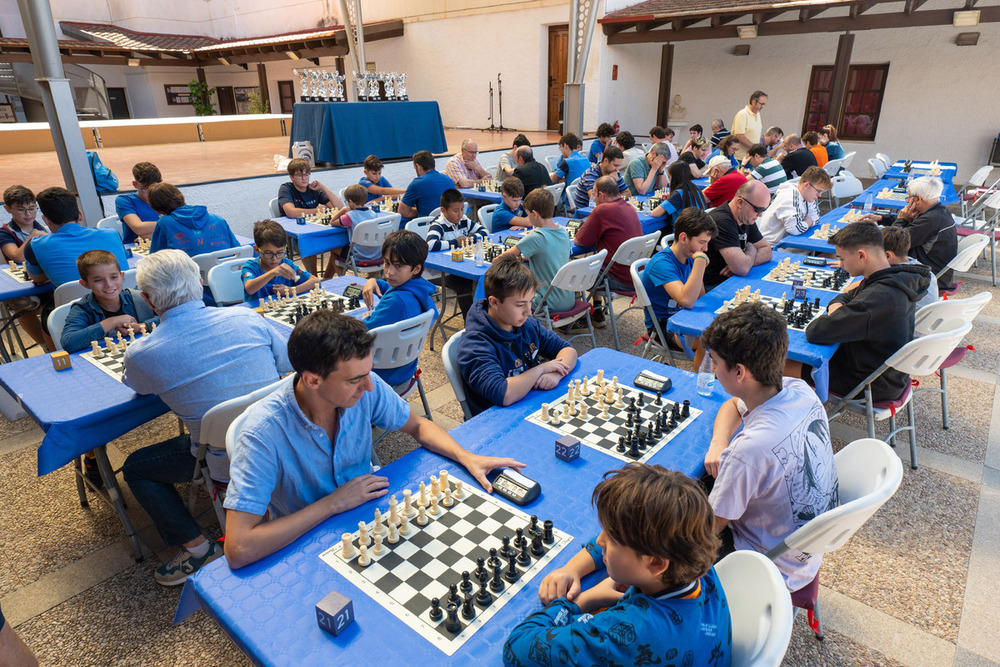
[746,143,787,195]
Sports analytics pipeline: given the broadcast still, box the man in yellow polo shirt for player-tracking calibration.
[732,90,767,162]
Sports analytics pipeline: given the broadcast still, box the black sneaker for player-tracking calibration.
[590,307,607,329]
[84,456,104,490]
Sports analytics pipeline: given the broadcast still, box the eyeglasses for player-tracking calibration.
[804,183,827,197]
[12,207,36,215]
[260,250,286,259]
[463,148,478,155]
[740,197,768,214]
[291,172,311,179]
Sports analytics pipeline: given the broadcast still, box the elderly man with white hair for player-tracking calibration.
[120,249,291,586]
[445,138,491,187]
[863,176,957,289]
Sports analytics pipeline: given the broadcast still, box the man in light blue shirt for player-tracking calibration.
[121,249,291,586]
[223,312,525,570]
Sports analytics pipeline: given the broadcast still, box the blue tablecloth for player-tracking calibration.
[176,348,728,665]
[884,160,958,181]
[459,188,503,205]
[289,102,448,166]
[853,175,959,209]
[665,251,838,401]
[273,216,350,259]
[774,204,855,254]
[571,202,668,237]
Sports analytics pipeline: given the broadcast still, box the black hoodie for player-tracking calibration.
[806,263,930,402]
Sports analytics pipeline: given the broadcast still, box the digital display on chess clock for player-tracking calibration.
[489,469,541,506]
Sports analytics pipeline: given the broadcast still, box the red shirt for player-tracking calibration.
[575,198,642,286]
[703,171,748,208]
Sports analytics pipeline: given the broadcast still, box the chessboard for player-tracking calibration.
[627,196,662,213]
[260,288,361,327]
[131,238,153,257]
[3,264,30,283]
[451,239,504,264]
[319,471,572,656]
[474,181,501,194]
[837,209,867,225]
[716,287,825,331]
[525,371,703,464]
[565,218,582,241]
[80,328,151,382]
[877,188,909,201]
[372,197,402,214]
[763,259,851,292]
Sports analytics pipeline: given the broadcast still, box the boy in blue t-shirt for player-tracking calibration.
[360,155,406,203]
[328,184,384,277]
[148,182,240,258]
[549,132,590,185]
[641,208,715,367]
[490,178,529,232]
[505,464,731,667]
[361,230,438,389]
[587,122,616,163]
[114,161,162,243]
[242,219,320,301]
[457,256,577,416]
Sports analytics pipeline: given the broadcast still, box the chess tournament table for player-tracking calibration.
[458,187,503,206]
[853,174,960,210]
[176,348,729,665]
[774,204,856,254]
[288,101,448,166]
[884,160,958,181]
[273,216,350,260]
[666,251,840,401]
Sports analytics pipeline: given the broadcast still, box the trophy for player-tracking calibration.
[352,71,364,101]
[333,72,346,102]
[316,71,328,102]
[384,72,396,101]
[309,70,322,102]
[368,72,382,101]
[397,72,407,101]
[293,68,309,102]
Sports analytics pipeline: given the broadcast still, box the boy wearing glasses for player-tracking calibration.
[704,180,773,288]
[758,166,833,246]
[1,185,47,264]
[242,220,321,301]
[278,158,343,218]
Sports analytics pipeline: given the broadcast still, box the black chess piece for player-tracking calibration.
[528,515,540,537]
[517,541,531,567]
[681,399,690,418]
[474,557,486,581]
[653,420,662,438]
[672,403,681,420]
[515,527,525,548]
[504,553,520,583]
[462,593,476,620]
[628,438,640,458]
[488,547,501,569]
[543,520,554,545]
[629,396,636,410]
[500,535,514,559]
[429,597,443,621]
[636,392,644,407]
[625,411,633,428]
[531,534,545,557]
[655,391,662,406]
[616,436,626,453]
[490,561,506,592]
[448,583,461,607]
[475,575,493,606]
[445,602,462,633]
[460,570,473,594]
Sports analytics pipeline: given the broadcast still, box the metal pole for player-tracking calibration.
[488,82,495,130]
[16,0,104,225]
[497,73,506,131]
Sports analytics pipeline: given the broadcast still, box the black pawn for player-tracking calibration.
[655,391,662,406]
[460,570,473,594]
[500,535,514,559]
[429,597,443,621]
[543,520,554,544]
[515,527,526,548]
[476,574,494,606]
[474,557,486,580]
[625,411,633,428]
[488,547,501,569]
[531,534,545,557]
[445,602,462,633]
[629,396,636,410]
[504,553,520,583]
[636,392,644,407]
[448,583,460,607]
[462,593,476,620]
[490,561,505,592]
[517,541,532,567]
[681,399,690,419]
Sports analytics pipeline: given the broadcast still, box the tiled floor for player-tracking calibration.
[1,172,999,665]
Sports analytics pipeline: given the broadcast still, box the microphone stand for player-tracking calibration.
[488,82,496,130]
[497,73,507,131]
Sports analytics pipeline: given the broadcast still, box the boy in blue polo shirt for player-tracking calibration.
[490,178,528,232]
[588,122,616,163]
[641,209,716,367]
[505,464,731,667]
[148,182,240,258]
[549,133,590,185]
[114,161,162,243]
[361,230,437,389]
[242,219,320,301]
[360,155,405,203]
[398,150,455,221]
[24,187,129,287]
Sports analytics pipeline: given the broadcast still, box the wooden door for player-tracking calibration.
[217,86,237,115]
[106,87,130,119]
[547,25,568,131]
[278,80,295,113]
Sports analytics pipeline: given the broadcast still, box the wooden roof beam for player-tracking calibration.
[850,1,880,19]
[906,0,930,13]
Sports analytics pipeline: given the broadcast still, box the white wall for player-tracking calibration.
[599,22,1000,182]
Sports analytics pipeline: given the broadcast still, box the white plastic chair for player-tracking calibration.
[913,292,992,428]
[938,233,988,284]
[544,155,560,172]
[867,157,886,179]
[629,257,679,365]
[46,302,76,351]
[544,182,565,201]
[657,233,675,252]
[53,280,91,308]
[192,246,254,285]
[564,183,579,213]
[477,204,499,233]
[334,213,399,278]
[821,158,842,178]
[534,250,608,350]
[875,152,892,170]
[592,232,660,351]
[715,551,794,666]
[841,151,857,172]
[207,378,285,528]
[959,165,994,215]
[428,203,468,219]
[441,329,472,421]
[97,215,124,240]
[829,172,864,208]
[370,309,436,421]
[268,198,281,218]
[206,258,248,306]
[767,438,903,642]
[827,318,973,469]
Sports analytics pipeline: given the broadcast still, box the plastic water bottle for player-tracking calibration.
[863,193,873,213]
[696,352,715,397]
[474,240,484,267]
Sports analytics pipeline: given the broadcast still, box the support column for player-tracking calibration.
[565,0,600,137]
[15,0,103,225]
[826,33,855,128]
[196,66,209,109]
[338,0,366,101]
[656,44,674,128]
[256,63,270,110]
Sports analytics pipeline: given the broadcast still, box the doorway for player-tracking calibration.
[217,86,237,115]
[106,87,130,119]
[278,80,295,113]
[546,25,568,131]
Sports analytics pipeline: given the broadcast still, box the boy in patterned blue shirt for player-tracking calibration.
[359,155,405,203]
[505,464,731,667]
[242,220,320,301]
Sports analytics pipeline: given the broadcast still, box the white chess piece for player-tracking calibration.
[601,402,609,419]
[372,508,387,536]
[402,488,415,517]
[567,400,577,417]
[387,520,399,544]
[358,521,371,546]
[596,369,605,384]
[400,514,411,535]
[341,533,355,559]
[388,496,399,526]
[454,480,464,499]
[357,544,370,566]
[418,482,427,507]
[562,403,570,420]
[580,376,590,396]
[429,475,439,498]
[439,470,449,493]
[442,486,453,507]
[373,532,385,555]
[615,388,624,408]
[91,341,103,358]
[138,323,147,335]
[541,403,550,422]
[429,494,440,515]
[417,504,428,525]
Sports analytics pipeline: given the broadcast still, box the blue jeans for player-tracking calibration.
[122,434,202,547]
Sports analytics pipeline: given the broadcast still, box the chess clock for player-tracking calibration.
[802,256,827,267]
[488,468,541,506]
[632,370,672,394]
[342,283,363,299]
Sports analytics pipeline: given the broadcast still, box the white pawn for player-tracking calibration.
[601,402,609,419]
[403,489,415,517]
[454,480,464,499]
[387,520,399,544]
[567,400,577,417]
[341,533,355,559]
[562,403,570,420]
[358,521,371,546]
[372,508,387,536]
[551,411,561,426]
[400,514,411,536]
[373,532,385,555]
[611,376,618,391]
[417,504,428,526]
[357,544,370,566]
[615,388,624,408]
[429,493,440,515]
[442,486,453,507]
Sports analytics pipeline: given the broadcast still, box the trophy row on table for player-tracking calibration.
[292,68,408,103]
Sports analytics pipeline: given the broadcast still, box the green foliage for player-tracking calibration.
[188,80,217,116]
[248,89,270,114]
